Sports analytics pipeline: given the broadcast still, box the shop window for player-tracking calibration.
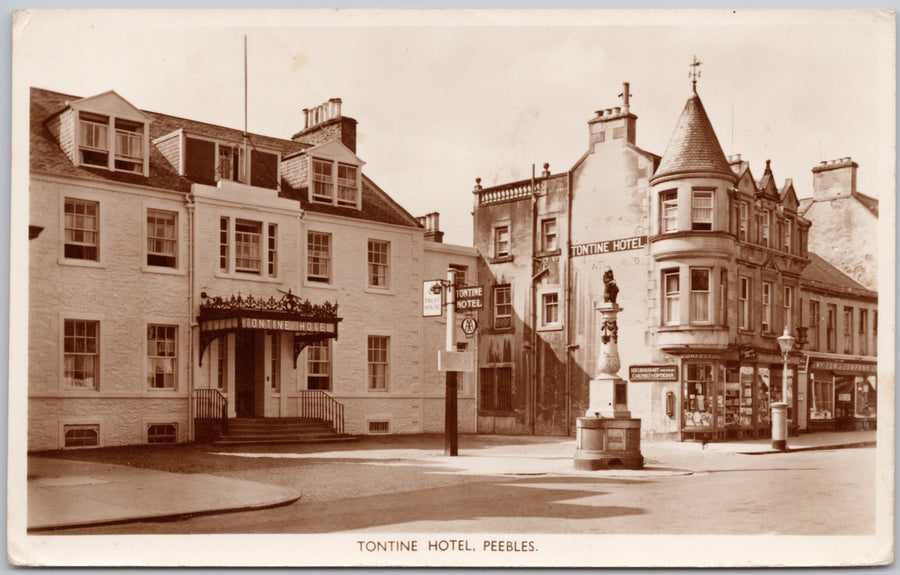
[64,198,99,261]
[367,335,389,391]
[307,339,331,390]
[64,424,99,448]
[146,209,177,268]
[739,277,750,330]
[855,376,876,418]
[689,268,711,323]
[757,367,771,426]
[683,363,714,428]
[691,191,713,231]
[494,225,510,258]
[270,333,280,392]
[859,309,869,355]
[738,201,749,241]
[267,224,278,277]
[541,292,560,327]
[723,367,741,428]
[64,319,99,389]
[761,282,772,332]
[219,217,229,271]
[783,286,793,330]
[147,424,177,444]
[307,231,331,283]
[234,220,262,274]
[810,374,834,420]
[541,218,558,252]
[367,239,390,288]
[147,324,177,390]
[493,285,512,329]
[660,190,678,233]
[479,366,513,412]
[738,366,754,427]
[843,307,853,354]
[663,270,680,326]
[808,300,820,351]
[826,305,837,352]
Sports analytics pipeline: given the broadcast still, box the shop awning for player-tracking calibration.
[198,290,341,367]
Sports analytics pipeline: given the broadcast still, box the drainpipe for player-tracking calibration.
[564,168,574,436]
[530,164,538,435]
[186,192,196,441]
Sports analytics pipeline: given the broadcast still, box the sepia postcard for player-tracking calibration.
[8,8,895,567]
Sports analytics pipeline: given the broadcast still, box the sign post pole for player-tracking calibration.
[444,268,458,456]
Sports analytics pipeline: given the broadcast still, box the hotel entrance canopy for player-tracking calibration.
[198,290,341,367]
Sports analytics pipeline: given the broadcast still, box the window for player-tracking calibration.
[367,336,389,390]
[307,232,331,283]
[684,363,714,427]
[217,143,244,182]
[267,224,278,277]
[859,309,869,355]
[783,286,793,329]
[691,191,713,231]
[494,226,510,258]
[826,305,837,353]
[219,217,229,271]
[147,209,177,268]
[307,339,331,390]
[761,282,772,332]
[78,112,109,167]
[719,270,728,325]
[541,218,558,252]
[367,240,390,288]
[234,220,262,274]
[64,425,99,448]
[542,292,559,326]
[270,333,280,392]
[337,163,358,206]
[843,307,853,354]
[449,264,468,287]
[368,420,390,434]
[809,300,820,351]
[64,319,99,389]
[217,339,228,390]
[784,218,792,252]
[739,277,750,330]
[147,324,176,389]
[64,198,99,261]
[114,118,144,173]
[690,268,711,323]
[479,366,513,412]
[312,158,334,202]
[810,374,834,420]
[739,201,749,241]
[661,191,678,233]
[663,270,680,326]
[147,424,176,444]
[760,210,771,246]
[493,285,512,329]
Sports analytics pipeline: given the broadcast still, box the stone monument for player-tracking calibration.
[574,270,644,470]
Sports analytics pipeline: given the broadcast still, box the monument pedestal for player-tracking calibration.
[574,416,643,470]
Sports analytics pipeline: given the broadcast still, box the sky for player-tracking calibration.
[12,9,895,246]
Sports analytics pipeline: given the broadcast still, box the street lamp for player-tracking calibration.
[772,325,796,451]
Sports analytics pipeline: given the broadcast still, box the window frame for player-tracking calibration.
[843,307,854,354]
[691,190,714,231]
[77,110,148,175]
[64,318,100,390]
[367,239,391,289]
[661,190,678,233]
[760,210,771,247]
[540,218,558,253]
[478,366,514,413]
[309,156,361,208]
[738,201,749,241]
[306,231,332,283]
[540,291,561,329]
[64,197,100,262]
[234,219,263,275]
[739,276,751,330]
[147,324,177,390]
[783,285,793,330]
[494,225,510,258]
[663,269,680,326]
[492,284,513,330]
[64,424,100,448]
[809,300,820,351]
[826,305,837,353]
[761,282,772,333]
[147,423,177,444]
[307,339,332,391]
[367,335,390,391]
[270,332,281,392]
[146,208,178,269]
[689,267,712,324]
[859,309,869,356]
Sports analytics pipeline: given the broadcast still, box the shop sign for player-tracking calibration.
[810,360,876,373]
[838,393,852,402]
[629,364,678,381]
[570,235,647,257]
[455,286,484,311]
[238,317,336,333]
[681,353,719,360]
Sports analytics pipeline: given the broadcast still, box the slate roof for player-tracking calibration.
[652,92,735,183]
[801,252,877,300]
[797,192,879,219]
[31,87,422,229]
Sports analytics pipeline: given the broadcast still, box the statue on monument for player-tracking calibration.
[603,269,618,304]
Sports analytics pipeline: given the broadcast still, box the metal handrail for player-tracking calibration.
[297,390,345,435]
[193,388,228,435]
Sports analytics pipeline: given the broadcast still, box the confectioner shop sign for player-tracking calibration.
[570,235,647,257]
[629,365,678,381]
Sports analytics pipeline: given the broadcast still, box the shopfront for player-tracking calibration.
[806,358,877,431]
[679,350,798,441]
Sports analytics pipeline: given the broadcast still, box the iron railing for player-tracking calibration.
[193,388,228,435]
[298,390,345,435]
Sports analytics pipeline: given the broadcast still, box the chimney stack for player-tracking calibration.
[417,212,444,243]
[812,157,858,201]
[292,97,357,153]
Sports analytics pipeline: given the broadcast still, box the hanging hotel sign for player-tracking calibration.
[570,235,647,257]
[455,286,484,311]
[423,280,443,317]
[629,364,679,381]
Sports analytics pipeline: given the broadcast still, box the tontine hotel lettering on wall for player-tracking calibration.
[570,235,647,257]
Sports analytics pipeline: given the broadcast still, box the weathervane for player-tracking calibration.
[689,55,702,93]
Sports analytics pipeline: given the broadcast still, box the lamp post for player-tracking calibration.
[772,325,796,451]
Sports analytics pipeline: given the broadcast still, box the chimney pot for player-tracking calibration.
[613,107,621,115]
[303,108,309,129]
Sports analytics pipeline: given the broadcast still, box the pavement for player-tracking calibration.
[26,429,876,532]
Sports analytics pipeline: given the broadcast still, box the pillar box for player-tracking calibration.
[574,270,643,470]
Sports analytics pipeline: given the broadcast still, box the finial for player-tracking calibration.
[689,55,702,93]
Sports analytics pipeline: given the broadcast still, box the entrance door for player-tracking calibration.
[834,376,854,431]
[235,332,257,417]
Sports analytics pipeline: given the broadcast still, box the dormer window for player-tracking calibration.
[78,112,145,174]
[217,144,244,183]
[309,156,360,208]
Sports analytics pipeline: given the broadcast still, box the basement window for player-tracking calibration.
[64,424,99,448]
[147,423,177,444]
[368,420,390,434]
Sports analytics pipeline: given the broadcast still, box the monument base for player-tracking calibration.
[574,416,643,470]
